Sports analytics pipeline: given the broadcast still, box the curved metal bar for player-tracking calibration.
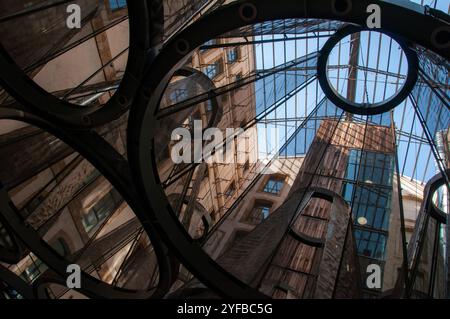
[406,169,450,298]
[317,24,419,115]
[286,227,321,248]
[426,169,450,224]
[287,187,349,248]
[154,66,222,164]
[167,193,211,242]
[0,215,28,264]
[32,270,89,299]
[0,108,173,299]
[167,187,352,299]
[0,0,163,128]
[174,66,222,128]
[157,66,221,246]
[127,0,449,298]
[0,264,35,299]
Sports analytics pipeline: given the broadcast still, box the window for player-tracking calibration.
[82,188,122,233]
[342,150,394,231]
[352,186,391,231]
[342,182,354,203]
[246,202,272,225]
[200,39,217,52]
[345,150,393,186]
[170,89,188,103]
[263,176,285,195]
[342,149,393,263]
[51,238,68,257]
[354,229,387,260]
[20,256,47,283]
[1,284,24,299]
[224,182,236,198]
[82,169,101,187]
[109,0,126,10]
[227,47,239,63]
[345,149,361,181]
[204,58,223,79]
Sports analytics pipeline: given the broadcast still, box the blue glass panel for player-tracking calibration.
[109,0,126,10]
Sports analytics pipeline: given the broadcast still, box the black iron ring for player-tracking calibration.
[127,0,449,299]
[0,108,173,299]
[317,24,419,115]
[424,169,450,224]
[0,0,163,128]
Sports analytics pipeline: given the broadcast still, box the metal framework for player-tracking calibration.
[0,108,174,298]
[127,0,450,298]
[0,0,448,299]
[0,0,163,127]
[317,24,419,115]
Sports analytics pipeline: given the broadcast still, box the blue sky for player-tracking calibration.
[253,0,449,183]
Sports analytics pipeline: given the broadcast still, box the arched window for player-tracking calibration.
[51,237,69,257]
[262,175,285,195]
[82,188,122,233]
[245,200,273,225]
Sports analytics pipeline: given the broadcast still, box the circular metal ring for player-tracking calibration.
[32,270,90,299]
[173,66,222,128]
[0,0,162,128]
[127,0,450,298]
[0,108,173,299]
[426,169,450,224]
[317,24,419,115]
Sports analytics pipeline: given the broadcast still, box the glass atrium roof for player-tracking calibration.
[0,0,449,300]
